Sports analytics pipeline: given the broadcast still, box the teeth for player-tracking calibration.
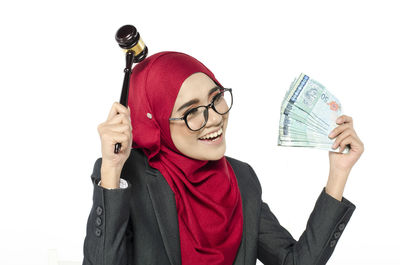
[199,128,223,140]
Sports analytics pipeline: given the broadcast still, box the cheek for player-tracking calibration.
[223,113,229,125]
[184,128,200,142]
[171,124,199,145]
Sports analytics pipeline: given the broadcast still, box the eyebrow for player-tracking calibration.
[177,86,221,113]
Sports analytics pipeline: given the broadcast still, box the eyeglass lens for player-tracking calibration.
[186,89,232,131]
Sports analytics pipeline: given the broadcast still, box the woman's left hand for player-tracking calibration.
[328,115,364,175]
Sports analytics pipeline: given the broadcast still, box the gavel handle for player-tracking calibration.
[114,51,134,154]
[114,143,122,154]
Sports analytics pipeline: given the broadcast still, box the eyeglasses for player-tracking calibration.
[169,88,233,131]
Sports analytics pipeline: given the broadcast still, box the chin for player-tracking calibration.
[199,143,226,161]
[207,153,225,161]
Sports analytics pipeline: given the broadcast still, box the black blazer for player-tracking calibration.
[82,148,356,265]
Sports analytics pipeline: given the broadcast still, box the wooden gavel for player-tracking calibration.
[114,25,148,153]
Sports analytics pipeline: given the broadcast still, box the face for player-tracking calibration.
[169,72,229,161]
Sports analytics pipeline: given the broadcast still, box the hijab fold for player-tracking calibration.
[127,51,243,265]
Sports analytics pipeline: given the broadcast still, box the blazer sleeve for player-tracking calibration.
[82,157,133,265]
[247,165,356,265]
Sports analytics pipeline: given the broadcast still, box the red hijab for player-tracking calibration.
[127,51,243,265]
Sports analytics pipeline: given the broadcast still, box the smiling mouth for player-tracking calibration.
[198,126,224,142]
[198,126,223,140]
[198,132,223,141]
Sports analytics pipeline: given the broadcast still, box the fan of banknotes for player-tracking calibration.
[278,73,349,153]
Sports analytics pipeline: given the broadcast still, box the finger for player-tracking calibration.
[106,102,119,121]
[111,125,131,140]
[103,123,132,134]
[329,123,352,139]
[331,128,353,149]
[119,130,133,153]
[108,113,132,126]
[107,102,130,122]
[123,130,133,150]
[114,131,132,152]
[102,131,130,144]
[98,118,132,137]
[336,115,353,125]
[338,135,358,153]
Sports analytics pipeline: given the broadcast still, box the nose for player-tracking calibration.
[207,107,223,125]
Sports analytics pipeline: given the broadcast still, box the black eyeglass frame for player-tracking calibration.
[168,88,233,131]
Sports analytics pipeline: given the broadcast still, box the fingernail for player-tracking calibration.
[329,132,334,138]
[336,117,341,123]
[332,142,337,149]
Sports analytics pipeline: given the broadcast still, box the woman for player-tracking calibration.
[83,51,364,265]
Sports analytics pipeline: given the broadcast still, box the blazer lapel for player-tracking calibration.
[146,167,182,265]
[232,161,247,265]
[229,157,262,265]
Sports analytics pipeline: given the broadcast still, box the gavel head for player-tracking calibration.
[115,25,148,63]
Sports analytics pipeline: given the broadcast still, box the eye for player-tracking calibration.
[212,89,223,98]
[213,91,224,102]
[184,106,198,116]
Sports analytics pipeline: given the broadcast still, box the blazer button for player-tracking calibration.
[96,216,102,226]
[95,228,102,237]
[334,231,341,239]
[338,223,346,231]
[330,240,336,247]
[96,206,103,216]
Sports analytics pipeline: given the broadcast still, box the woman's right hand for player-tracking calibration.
[97,102,133,188]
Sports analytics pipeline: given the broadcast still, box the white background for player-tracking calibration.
[1,0,399,264]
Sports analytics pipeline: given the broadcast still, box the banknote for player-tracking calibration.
[278,73,350,153]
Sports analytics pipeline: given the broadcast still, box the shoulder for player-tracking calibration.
[225,155,262,194]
